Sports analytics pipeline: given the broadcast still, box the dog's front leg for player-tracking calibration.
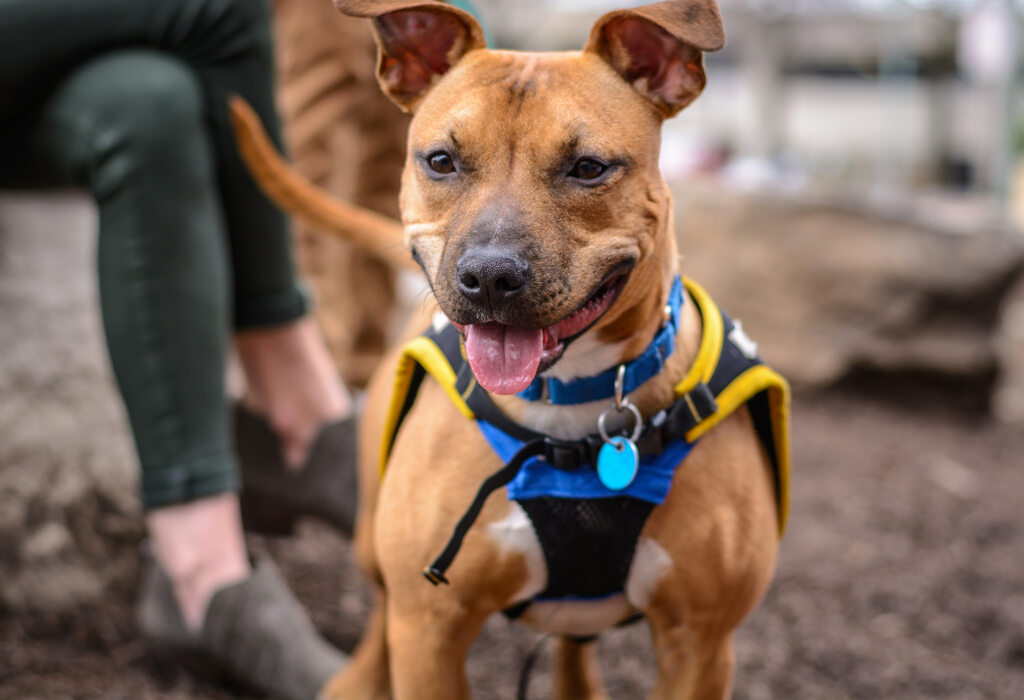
[319,593,390,700]
[386,595,487,700]
[554,636,609,700]
[647,617,735,700]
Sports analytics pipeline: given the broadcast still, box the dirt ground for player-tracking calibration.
[2,193,1024,699]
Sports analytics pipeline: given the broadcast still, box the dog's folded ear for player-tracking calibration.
[335,1,487,112]
[585,0,724,118]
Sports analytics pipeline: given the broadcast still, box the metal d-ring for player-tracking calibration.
[598,399,643,447]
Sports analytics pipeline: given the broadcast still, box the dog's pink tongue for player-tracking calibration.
[464,324,543,395]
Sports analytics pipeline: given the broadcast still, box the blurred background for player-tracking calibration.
[488,0,1024,230]
[1,0,1023,698]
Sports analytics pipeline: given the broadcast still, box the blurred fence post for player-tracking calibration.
[876,5,916,197]
[959,0,1019,228]
[990,1,1018,219]
[739,12,785,162]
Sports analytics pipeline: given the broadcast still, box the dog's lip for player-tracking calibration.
[452,262,633,374]
[545,263,631,339]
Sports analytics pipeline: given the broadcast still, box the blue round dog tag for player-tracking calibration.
[597,437,640,491]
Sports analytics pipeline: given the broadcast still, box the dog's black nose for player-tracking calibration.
[457,247,530,307]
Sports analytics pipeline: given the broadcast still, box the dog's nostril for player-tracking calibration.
[459,271,481,292]
[494,276,521,293]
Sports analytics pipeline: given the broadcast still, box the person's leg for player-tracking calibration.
[236,321,350,469]
[0,0,351,469]
[27,49,249,628]
[146,496,248,630]
[148,0,356,463]
[139,0,356,467]
[19,48,344,699]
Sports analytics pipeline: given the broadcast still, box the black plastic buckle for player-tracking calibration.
[687,383,718,421]
[665,382,718,437]
[543,437,587,470]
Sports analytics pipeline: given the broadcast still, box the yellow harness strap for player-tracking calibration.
[674,279,792,534]
[379,335,475,475]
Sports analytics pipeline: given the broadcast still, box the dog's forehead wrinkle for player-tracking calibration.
[486,51,546,83]
[450,53,550,109]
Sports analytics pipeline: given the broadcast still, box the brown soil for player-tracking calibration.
[4,392,1024,699]
[2,194,1024,698]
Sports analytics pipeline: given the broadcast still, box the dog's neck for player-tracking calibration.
[493,211,700,441]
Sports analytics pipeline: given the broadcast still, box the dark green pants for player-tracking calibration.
[0,0,307,509]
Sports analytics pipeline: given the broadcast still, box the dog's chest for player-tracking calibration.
[486,500,672,637]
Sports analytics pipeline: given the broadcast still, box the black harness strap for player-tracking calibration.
[707,309,783,481]
[423,438,547,585]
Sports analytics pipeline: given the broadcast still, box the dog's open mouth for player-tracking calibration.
[453,266,631,395]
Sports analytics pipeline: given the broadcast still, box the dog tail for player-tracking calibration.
[228,97,417,272]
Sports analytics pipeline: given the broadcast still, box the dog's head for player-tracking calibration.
[337,0,723,395]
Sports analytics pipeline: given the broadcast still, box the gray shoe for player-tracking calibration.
[234,403,358,537]
[137,554,345,700]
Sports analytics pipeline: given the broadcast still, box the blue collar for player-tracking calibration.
[517,276,684,405]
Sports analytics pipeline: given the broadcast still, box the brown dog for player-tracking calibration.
[233,1,789,697]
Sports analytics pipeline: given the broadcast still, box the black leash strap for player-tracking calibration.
[423,439,547,586]
[516,634,551,700]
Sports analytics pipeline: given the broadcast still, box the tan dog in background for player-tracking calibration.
[274,0,408,388]
[234,1,782,697]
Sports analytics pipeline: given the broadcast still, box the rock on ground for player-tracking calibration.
[674,182,1024,415]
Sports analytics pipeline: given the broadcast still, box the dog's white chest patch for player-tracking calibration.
[487,503,546,603]
[625,536,673,611]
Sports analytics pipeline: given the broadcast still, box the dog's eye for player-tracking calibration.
[427,152,456,175]
[570,158,607,181]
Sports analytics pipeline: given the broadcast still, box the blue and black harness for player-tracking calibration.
[379,277,791,615]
